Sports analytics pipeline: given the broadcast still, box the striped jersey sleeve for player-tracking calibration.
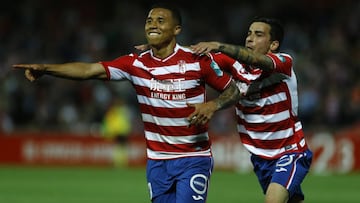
[233,52,308,159]
[99,45,232,160]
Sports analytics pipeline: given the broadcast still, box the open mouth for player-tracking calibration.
[148,32,160,36]
[246,46,253,50]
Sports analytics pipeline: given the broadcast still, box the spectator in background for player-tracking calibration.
[101,98,132,167]
[101,98,131,142]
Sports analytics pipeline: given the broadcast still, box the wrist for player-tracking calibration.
[41,64,48,71]
[211,100,222,111]
[218,43,225,51]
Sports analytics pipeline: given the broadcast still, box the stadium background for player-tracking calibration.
[0,0,360,202]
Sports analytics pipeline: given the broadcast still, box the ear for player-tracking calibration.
[270,40,280,52]
[174,25,182,35]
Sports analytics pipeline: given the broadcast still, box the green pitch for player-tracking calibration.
[0,166,359,203]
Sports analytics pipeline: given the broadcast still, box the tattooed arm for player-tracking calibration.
[191,41,274,72]
[213,80,241,110]
[187,80,240,126]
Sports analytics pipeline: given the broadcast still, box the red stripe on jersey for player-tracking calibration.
[231,52,307,158]
[139,104,192,118]
[240,133,290,149]
[100,44,235,159]
[144,122,208,136]
[237,118,292,132]
[267,53,292,76]
[237,100,290,115]
[146,139,211,153]
[259,83,290,97]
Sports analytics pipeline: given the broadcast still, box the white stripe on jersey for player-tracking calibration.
[240,92,287,107]
[295,121,302,131]
[238,110,290,124]
[234,53,307,158]
[108,66,131,80]
[288,69,299,116]
[145,130,209,144]
[233,61,261,80]
[147,148,211,160]
[133,59,201,74]
[137,94,205,108]
[103,44,234,160]
[243,144,286,157]
[142,113,188,126]
[237,124,293,140]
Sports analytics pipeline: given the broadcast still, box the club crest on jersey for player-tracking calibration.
[177,60,186,74]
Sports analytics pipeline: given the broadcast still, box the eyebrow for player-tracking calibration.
[254,30,265,34]
[248,29,265,34]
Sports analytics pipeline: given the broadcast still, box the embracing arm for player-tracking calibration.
[191,41,274,71]
[13,62,107,81]
[212,80,241,111]
[187,80,240,125]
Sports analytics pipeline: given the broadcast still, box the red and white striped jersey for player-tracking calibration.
[232,52,307,159]
[100,44,233,160]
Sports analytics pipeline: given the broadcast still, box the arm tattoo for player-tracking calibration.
[219,43,274,71]
[214,81,241,110]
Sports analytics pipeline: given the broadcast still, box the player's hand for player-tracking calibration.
[12,64,45,82]
[187,101,217,126]
[134,44,150,51]
[190,41,221,55]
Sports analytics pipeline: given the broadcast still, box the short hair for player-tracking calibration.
[251,17,284,51]
[149,2,182,26]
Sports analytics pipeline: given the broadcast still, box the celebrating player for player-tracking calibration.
[13,3,242,203]
[191,17,313,203]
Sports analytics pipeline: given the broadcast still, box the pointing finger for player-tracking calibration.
[13,64,43,70]
[13,64,31,69]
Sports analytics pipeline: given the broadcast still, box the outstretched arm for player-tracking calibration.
[187,80,240,126]
[191,41,274,71]
[13,62,107,82]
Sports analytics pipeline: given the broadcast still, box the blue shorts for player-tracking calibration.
[251,149,313,200]
[146,156,214,203]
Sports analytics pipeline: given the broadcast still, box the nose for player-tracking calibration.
[246,34,254,42]
[147,20,158,28]
[149,22,156,28]
[145,19,157,30]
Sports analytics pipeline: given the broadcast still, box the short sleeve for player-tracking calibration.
[100,54,136,80]
[266,53,293,76]
[200,53,232,91]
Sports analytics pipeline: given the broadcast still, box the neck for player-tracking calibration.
[151,40,177,59]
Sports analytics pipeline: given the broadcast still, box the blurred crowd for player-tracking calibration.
[0,0,359,135]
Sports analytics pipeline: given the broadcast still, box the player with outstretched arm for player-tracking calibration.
[13,3,242,203]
